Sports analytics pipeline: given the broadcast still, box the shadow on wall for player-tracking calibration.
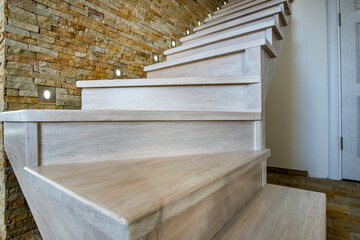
[265,0,329,178]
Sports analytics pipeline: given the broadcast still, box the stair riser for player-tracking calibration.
[219,0,257,13]
[185,8,279,42]
[147,46,264,78]
[4,121,257,166]
[202,0,275,31]
[168,31,267,61]
[149,162,262,240]
[182,16,273,46]
[208,0,289,24]
[81,84,261,112]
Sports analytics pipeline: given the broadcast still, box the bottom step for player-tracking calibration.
[213,184,326,240]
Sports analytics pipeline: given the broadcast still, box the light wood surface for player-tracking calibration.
[76,76,261,88]
[218,0,257,13]
[207,0,290,23]
[168,22,282,61]
[156,163,262,240]
[197,3,284,32]
[81,84,260,112]
[144,37,276,73]
[213,184,326,240]
[25,150,270,239]
[39,121,255,165]
[0,109,261,122]
[185,8,286,43]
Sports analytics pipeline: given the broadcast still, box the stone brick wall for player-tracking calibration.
[0,0,222,238]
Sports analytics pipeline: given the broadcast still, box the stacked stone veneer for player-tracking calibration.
[0,0,222,238]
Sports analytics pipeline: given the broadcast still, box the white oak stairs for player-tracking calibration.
[0,0,326,239]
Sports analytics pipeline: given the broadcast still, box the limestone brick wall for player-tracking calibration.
[0,0,222,238]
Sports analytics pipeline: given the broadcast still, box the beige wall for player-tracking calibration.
[266,0,328,178]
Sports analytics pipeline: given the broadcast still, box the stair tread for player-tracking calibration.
[207,0,289,24]
[144,37,276,72]
[168,20,281,56]
[213,184,326,240]
[25,149,270,237]
[184,7,285,43]
[195,4,285,33]
[219,0,256,12]
[218,0,258,14]
[77,76,261,88]
[0,109,262,122]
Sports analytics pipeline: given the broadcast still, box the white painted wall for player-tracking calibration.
[265,0,329,178]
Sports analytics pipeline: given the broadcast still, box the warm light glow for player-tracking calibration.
[224,1,227,5]
[115,69,121,76]
[171,40,176,47]
[217,6,220,11]
[154,55,158,62]
[186,29,190,35]
[198,21,201,26]
[44,90,51,100]
[208,13,211,18]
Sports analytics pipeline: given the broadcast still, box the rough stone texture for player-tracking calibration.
[268,168,360,240]
[0,0,223,239]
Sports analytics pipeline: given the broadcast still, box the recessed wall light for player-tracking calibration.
[224,1,227,5]
[38,86,56,103]
[152,53,160,63]
[198,21,202,26]
[208,13,211,18]
[217,6,220,11]
[171,39,176,47]
[186,29,190,35]
[113,66,123,79]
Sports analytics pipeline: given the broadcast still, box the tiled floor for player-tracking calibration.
[267,168,360,240]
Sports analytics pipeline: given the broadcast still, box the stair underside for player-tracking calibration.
[213,184,326,240]
[24,149,270,240]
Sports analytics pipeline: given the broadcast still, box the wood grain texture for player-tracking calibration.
[76,76,261,88]
[25,150,270,239]
[0,110,261,122]
[156,163,262,240]
[196,5,285,33]
[39,121,255,165]
[213,184,326,240]
[25,123,38,167]
[218,0,257,13]
[207,0,290,24]
[167,31,268,60]
[180,6,283,45]
[81,84,260,112]
[144,37,276,73]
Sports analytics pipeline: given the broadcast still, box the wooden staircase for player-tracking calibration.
[0,0,326,239]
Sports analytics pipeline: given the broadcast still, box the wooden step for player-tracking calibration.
[195,3,287,34]
[221,0,256,11]
[207,0,290,24]
[184,7,286,44]
[218,0,260,14]
[167,20,283,61]
[76,76,262,112]
[213,184,326,240]
[24,149,270,240]
[144,37,276,78]
[1,110,261,166]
